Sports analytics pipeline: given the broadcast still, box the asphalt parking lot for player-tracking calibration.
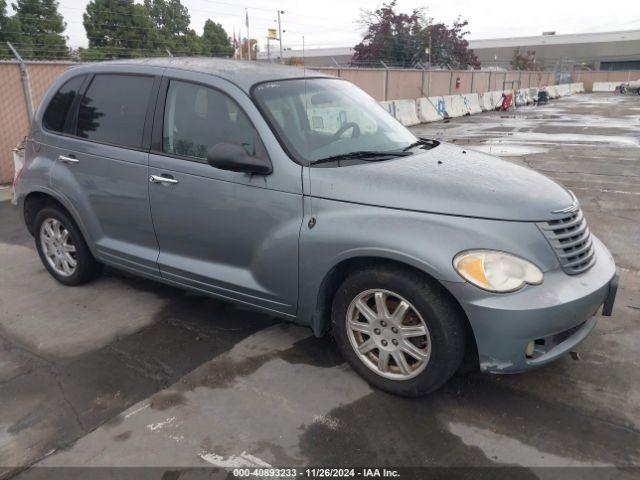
[0,93,638,479]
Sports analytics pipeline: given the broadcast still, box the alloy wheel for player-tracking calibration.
[346,289,431,380]
[40,218,77,277]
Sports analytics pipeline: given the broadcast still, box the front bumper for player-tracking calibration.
[444,235,617,373]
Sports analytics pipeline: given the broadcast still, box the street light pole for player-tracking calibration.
[277,10,284,63]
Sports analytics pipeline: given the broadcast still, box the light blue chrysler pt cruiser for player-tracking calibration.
[12,58,618,396]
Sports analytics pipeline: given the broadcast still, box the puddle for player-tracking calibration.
[448,422,611,467]
[466,144,549,156]
[484,132,639,147]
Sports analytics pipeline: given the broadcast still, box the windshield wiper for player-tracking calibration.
[310,150,412,166]
[402,138,439,151]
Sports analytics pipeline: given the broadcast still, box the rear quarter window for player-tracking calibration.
[42,75,85,133]
[76,74,154,149]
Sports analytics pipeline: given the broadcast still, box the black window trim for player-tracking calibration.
[52,71,161,153]
[150,75,272,169]
[40,74,87,136]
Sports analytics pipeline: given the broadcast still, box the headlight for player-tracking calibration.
[453,250,543,293]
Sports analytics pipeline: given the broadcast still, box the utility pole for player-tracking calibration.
[277,10,284,63]
[245,8,251,60]
[428,35,431,68]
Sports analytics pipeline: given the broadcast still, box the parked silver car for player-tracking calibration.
[12,59,618,396]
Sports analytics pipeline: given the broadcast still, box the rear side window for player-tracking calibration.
[162,80,262,160]
[42,75,85,133]
[77,74,154,149]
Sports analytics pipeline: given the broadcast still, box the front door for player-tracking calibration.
[148,75,303,316]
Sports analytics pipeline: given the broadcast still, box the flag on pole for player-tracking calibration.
[245,8,249,28]
[232,27,238,59]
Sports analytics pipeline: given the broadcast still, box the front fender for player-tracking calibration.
[297,196,559,335]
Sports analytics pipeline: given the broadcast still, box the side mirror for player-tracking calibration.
[207,143,272,175]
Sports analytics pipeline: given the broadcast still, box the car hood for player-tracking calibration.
[308,142,574,221]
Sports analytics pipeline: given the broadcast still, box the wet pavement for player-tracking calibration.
[0,93,639,479]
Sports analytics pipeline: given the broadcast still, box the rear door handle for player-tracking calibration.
[59,155,79,164]
[149,174,179,185]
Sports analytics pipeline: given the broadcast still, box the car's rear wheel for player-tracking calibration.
[34,207,103,286]
[332,266,466,397]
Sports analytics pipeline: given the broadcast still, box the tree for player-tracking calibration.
[352,1,479,69]
[81,0,154,59]
[144,0,200,55]
[201,19,233,57]
[423,18,480,69]
[11,0,69,59]
[0,0,22,58]
[144,0,189,36]
[510,49,537,70]
[352,2,423,67]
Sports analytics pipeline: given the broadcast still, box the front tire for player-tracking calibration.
[332,266,466,397]
[34,206,103,286]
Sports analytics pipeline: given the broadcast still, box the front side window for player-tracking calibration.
[162,80,260,161]
[252,78,417,164]
[77,74,154,148]
[42,75,85,133]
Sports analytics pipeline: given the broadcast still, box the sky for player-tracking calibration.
[57,0,640,51]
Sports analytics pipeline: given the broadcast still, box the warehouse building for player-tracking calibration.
[470,30,640,71]
[258,29,640,71]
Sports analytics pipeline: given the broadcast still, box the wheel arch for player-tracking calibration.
[310,255,479,371]
[23,190,92,250]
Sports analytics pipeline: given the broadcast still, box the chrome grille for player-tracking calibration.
[537,208,596,275]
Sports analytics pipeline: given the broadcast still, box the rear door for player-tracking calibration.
[147,72,303,316]
[47,69,162,277]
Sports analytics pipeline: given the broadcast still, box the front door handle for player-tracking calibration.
[149,174,179,185]
[59,155,79,164]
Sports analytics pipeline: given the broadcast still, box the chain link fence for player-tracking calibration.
[1,60,639,185]
[0,61,73,184]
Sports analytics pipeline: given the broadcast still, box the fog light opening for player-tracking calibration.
[525,341,535,359]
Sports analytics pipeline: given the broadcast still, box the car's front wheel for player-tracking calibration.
[332,266,467,397]
[34,206,103,286]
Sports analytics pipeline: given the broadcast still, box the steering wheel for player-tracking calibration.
[331,122,361,141]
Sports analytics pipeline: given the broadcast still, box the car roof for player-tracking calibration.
[88,57,331,94]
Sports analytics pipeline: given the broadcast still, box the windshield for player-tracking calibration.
[252,78,418,164]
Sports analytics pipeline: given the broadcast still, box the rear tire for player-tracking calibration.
[332,265,466,397]
[34,206,103,286]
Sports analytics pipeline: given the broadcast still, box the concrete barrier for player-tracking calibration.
[379,101,396,116]
[490,91,503,110]
[430,96,447,118]
[592,82,617,92]
[479,92,493,111]
[559,84,571,96]
[416,97,444,123]
[515,90,527,106]
[377,81,584,127]
[392,99,420,126]
[443,95,468,117]
[462,93,482,114]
